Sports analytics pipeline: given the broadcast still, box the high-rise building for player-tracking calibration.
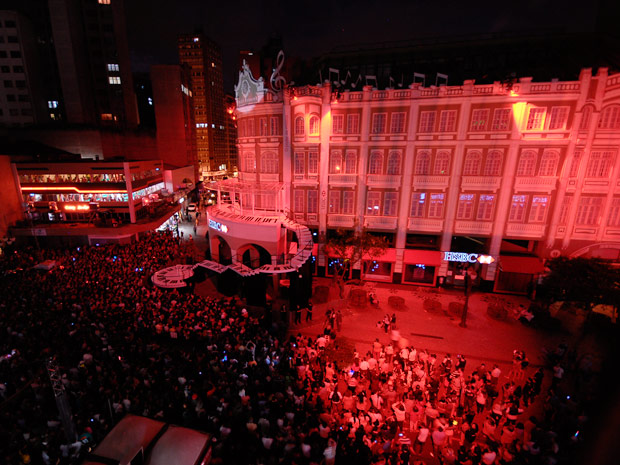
[178,32,227,176]
[151,64,198,178]
[224,93,238,174]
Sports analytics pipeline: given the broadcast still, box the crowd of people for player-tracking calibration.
[0,231,599,465]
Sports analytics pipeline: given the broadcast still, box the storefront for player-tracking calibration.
[494,255,545,294]
[402,249,442,286]
[156,212,180,237]
[442,251,495,287]
[362,249,397,282]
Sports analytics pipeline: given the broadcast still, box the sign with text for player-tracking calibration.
[209,219,228,233]
[443,252,494,264]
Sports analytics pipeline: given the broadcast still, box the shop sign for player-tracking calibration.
[209,219,228,233]
[443,251,495,264]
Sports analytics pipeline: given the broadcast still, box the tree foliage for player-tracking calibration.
[538,257,620,312]
[324,227,389,281]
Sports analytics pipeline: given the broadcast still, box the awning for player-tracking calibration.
[403,249,442,266]
[363,248,397,262]
[499,256,545,274]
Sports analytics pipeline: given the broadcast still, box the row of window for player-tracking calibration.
[0,108,32,117]
[238,117,281,137]
[0,65,23,73]
[0,50,21,59]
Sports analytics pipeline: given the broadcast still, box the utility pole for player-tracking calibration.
[459,270,474,328]
[46,358,77,443]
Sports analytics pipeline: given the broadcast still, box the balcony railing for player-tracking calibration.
[367,174,402,187]
[407,218,444,232]
[513,177,557,193]
[328,174,357,186]
[454,220,493,235]
[327,214,356,228]
[364,216,398,229]
[461,176,502,191]
[413,175,450,190]
[505,223,546,238]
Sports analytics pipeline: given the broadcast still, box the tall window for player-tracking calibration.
[345,151,357,174]
[260,152,278,173]
[529,196,549,222]
[366,192,381,216]
[332,114,344,134]
[342,191,355,214]
[244,153,256,172]
[368,151,383,174]
[456,194,475,220]
[491,108,511,131]
[439,110,457,132]
[307,190,318,213]
[433,150,450,175]
[386,151,401,175]
[371,113,387,134]
[428,193,445,218]
[330,150,343,174]
[526,107,546,130]
[538,150,559,176]
[410,192,425,217]
[470,108,489,131]
[309,115,320,135]
[270,117,279,135]
[576,197,603,225]
[294,116,305,135]
[516,150,537,176]
[509,195,528,222]
[294,190,304,212]
[419,111,436,133]
[463,151,482,176]
[329,191,341,213]
[308,152,319,175]
[586,151,614,178]
[347,114,360,134]
[548,106,569,130]
[476,194,496,221]
[598,105,620,129]
[294,152,305,175]
[259,117,268,136]
[390,112,406,133]
[383,192,398,216]
[607,197,620,227]
[415,151,431,175]
[579,106,592,131]
[569,151,582,177]
[559,197,572,225]
[484,150,503,176]
[247,119,255,136]
[108,76,121,85]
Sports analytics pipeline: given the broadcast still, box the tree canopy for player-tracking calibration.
[324,227,389,281]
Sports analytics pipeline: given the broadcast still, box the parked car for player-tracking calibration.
[187,203,197,212]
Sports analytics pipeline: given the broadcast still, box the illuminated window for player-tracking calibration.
[428,193,445,218]
[98,0,111,4]
[344,151,357,174]
[346,114,360,134]
[569,150,582,177]
[433,150,450,175]
[383,192,398,216]
[438,110,457,132]
[260,151,278,174]
[415,150,431,175]
[307,190,318,213]
[47,100,58,109]
[100,113,113,120]
[410,192,426,217]
[463,151,482,176]
[548,106,569,130]
[329,190,340,214]
[476,194,496,221]
[456,194,475,220]
[294,116,305,135]
[516,150,537,176]
[294,152,305,175]
[366,192,381,216]
[538,150,559,176]
[526,107,546,130]
[107,63,119,72]
[386,151,401,175]
[329,150,342,174]
[419,111,436,133]
[598,105,620,129]
[371,113,387,134]
[585,151,614,178]
[484,150,503,176]
[576,196,603,225]
[607,198,620,227]
[108,76,121,85]
[529,196,549,223]
[368,151,383,174]
[470,108,489,131]
[332,114,344,134]
[579,106,592,131]
[390,112,406,133]
[342,191,355,214]
[308,152,319,174]
[509,195,528,222]
[309,115,320,135]
[491,108,511,131]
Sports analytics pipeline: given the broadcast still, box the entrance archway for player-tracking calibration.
[237,243,272,269]
[214,236,232,265]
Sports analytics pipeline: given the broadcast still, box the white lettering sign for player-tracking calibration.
[443,252,495,264]
[209,219,228,233]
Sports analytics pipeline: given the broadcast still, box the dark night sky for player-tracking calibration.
[124,0,599,92]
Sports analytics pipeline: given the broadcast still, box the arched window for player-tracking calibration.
[309,115,320,135]
[598,105,620,130]
[368,151,383,174]
[483,150,503,176]
[415,151,431,175]
[260,151,278,174]
[538,150,559,176]
[433,150,450,175]
[386,151,401,175]
[345,151,357,174]
[294,116,305,135]
[463,151,482,176]
[579,105,593,131]
[516,150,537,176]
[244,153,256,173]
[330,150,343,174]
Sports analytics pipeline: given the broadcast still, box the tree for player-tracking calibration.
[324,226,389,295]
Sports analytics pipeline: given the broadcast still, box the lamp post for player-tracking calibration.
[460,269,475,328]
